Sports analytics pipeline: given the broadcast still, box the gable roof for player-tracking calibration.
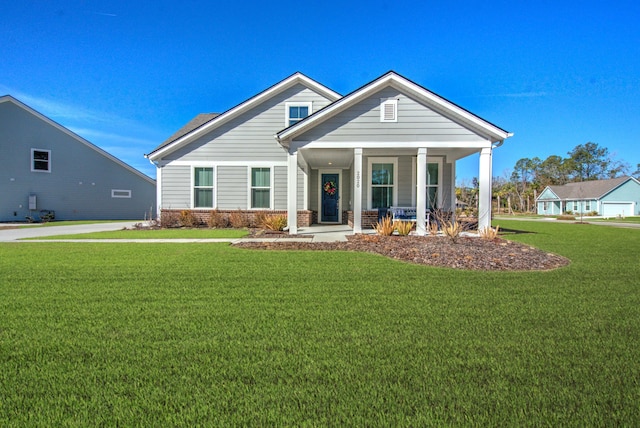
[538,176,638,200]
[0,95,155,184]
[276,71,513,146]
[159,113,220,148]
[146,72,341,161]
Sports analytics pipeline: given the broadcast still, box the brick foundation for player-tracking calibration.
[160,209,314,228]
[346,210,379,230]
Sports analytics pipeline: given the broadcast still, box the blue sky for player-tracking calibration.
[2,1,638,183]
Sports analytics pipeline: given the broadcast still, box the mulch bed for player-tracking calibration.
[233,234,570,271]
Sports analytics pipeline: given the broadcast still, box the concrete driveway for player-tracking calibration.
[0,222,137,242]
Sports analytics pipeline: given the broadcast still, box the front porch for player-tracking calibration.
[286,145,494,235]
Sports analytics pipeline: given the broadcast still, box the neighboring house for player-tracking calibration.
[536,176,640,217]
[0,95,156,222]
[146,71,512,234]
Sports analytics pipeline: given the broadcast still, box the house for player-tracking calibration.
[0,95,156,222]
[536,176,640,217]
[146,71,512,234]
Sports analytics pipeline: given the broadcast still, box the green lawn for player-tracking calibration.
[30,228,249,239]
[589,216,640,224]
[0,221,639,426]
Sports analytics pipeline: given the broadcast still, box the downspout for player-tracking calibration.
[144,154,161,220]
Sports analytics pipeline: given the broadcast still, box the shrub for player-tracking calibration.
[395,221,414,236]
[208,210,229,228]
[258,213,288,231]
[479,225,500,240]
[429,221,439,236]
[557,215,576,221]
[160,211,181,228]
[442,221,463,243]
[229,210,250,228]
[588,211,599,216]
[374,216,395,236]
[180,210,200,228]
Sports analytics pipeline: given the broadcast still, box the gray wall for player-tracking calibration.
[0,99,156,222]
[160,84,333,210]
[296,87,485,143]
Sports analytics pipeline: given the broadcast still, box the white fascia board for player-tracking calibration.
[2,96,155,184]
[149,73,341,161]
[290,140,493,151]
[277,72,512,144]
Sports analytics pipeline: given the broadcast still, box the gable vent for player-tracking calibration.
[380,99,398,122]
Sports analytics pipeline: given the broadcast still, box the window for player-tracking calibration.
[251,167,271,209]
[369,158,397,209]
[31,149,51,172]
[543,201,549,211]
[380,98,398,122]
[193,167,214,208]
[426,163,439,210]
[285,102,312,126]
[573,201,579,211]
[585,201,591,211]
[111,189,132,198]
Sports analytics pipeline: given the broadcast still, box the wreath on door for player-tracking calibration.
[323,180,337,195]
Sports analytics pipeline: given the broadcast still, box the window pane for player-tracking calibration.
[298,106,308,117]
[194,167,213,186]
[252,189,270,208]
[34,151,49,161]
[252,168,270,187]
[371,163,394,185]
[427,163,438,185]
[289,106,299,118]
[371,187,393,209]
[194,189,213,208]
[34,161,49,171]
[427,187,438,210]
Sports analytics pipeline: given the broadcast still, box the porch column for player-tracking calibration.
[287,150,298,234]
[478,147,492,230]
[353,148,363,233]
[155,165,162,220]
[416,148,427,235]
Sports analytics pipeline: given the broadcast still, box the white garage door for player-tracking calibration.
[602,202,634,217]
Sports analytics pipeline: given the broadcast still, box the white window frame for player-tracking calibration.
[368,157,398,209]
[411,157,444,209]
[191,166,216,209]
[285,102,312,127]
[31,148,51,173]
[380,98,398,122]
[248,166,274,210]
[573,201,579,211]
[111,189,132,199]
[543,201,549,211]
[585,200,591,211]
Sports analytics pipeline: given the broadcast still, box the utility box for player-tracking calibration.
[29,194,37,210]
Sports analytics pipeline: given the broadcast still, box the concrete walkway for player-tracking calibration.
[493,216,640,229]
[0,222,358,243]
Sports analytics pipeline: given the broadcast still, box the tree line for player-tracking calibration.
[457,142,638,214]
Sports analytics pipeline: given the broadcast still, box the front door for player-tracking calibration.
[321,173,339,222]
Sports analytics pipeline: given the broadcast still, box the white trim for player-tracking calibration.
[353,148,363,233]
[191,165,216,209]
[411,156,444,209]
[287,152,298,233]
[156,166,163,217]
[303,167,309,211]
[285,101,312,127]
[167,160,288,167]
[247,166,274,210]
[111,189,132,198]
[318,169,343,224]
[290,140,493,151]
[380,98,398,122]
[31,148,51,173]
[367,157,398,210]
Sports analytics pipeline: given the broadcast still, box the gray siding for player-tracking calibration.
[161,165,190,209]
[160,84,334,211]
[166,84,333,162]
[296,87,484,143]
[0,99,155,222]
[217,166,247,209]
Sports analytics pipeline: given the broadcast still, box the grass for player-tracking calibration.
[589,216,640,223]
[1,221,639,425]
[29,228,249,240]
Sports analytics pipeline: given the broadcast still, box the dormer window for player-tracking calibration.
[380,98,398,122]
[285,102,312,126]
